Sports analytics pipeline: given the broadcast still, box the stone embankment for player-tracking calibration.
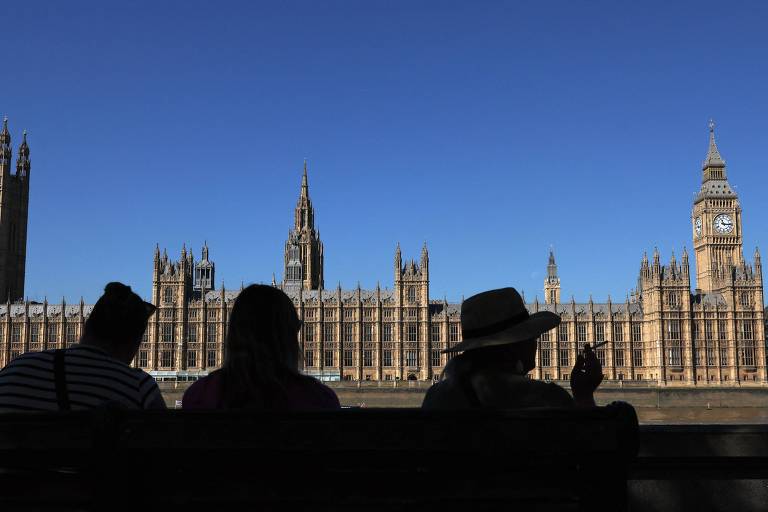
[158,381,768,423]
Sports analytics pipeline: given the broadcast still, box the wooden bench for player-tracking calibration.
[0,403,637,511]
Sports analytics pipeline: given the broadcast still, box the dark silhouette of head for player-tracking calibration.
[221,284,303,408]
[443,338,538,380]
[81,282,156,364]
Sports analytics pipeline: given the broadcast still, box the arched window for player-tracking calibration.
[163,287,174,303]
[407,286,417,303]
[740,292,751,307]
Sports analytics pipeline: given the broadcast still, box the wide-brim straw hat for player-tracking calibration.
[444,287,560,353]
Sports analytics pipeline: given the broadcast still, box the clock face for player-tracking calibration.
[694,217,702,237]
[713,214,734,234]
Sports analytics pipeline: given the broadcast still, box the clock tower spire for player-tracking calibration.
[692,120,743,292]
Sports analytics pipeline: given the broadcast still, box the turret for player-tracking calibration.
[0,116,10,166]
[16,131,30,179]
[394,242,402,283]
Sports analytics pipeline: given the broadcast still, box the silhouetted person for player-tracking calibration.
[0,282,166,411]
[183,284,340,410]
[422,287,603,409]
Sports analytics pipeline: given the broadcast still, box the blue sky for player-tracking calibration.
[1,1,767,303]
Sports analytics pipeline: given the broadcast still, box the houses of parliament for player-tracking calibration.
[0,118,765,385]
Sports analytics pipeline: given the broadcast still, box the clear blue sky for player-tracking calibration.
[2,1,767,304]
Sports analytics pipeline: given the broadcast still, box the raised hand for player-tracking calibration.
[570,343,604,407]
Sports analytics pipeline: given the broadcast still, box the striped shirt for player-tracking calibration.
[0,344,166,412]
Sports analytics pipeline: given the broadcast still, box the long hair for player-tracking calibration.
[220,284,303,408]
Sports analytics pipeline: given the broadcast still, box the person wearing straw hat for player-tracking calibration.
[422,287,603,409]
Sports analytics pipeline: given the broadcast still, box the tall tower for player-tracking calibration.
[0,118,31,301]
[692,120,743,292]
[544,248,560,304]
[283,161,324,290]
[394,242,429,305]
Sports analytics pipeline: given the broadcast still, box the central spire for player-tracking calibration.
[301,158,309,198]
[702,119,726,176]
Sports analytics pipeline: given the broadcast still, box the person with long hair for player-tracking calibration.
[182,285,340,410]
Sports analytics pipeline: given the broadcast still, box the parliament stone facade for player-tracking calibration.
[0,121,765,385]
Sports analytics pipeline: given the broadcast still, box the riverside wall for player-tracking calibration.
[159,381,768,423]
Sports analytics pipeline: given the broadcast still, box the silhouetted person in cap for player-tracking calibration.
[422,287,602,409]
[0,282,166,411]
[183,285,340,410]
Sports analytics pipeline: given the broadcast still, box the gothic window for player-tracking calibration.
[66,324,77,345]
[407,308,418,319]
[324,350,335,367]
[383,309,393,319]
[615,345,625,367]
[382,324,392,342]
[304,323,315,342]
[539,338,552,367]
[207,310,218,320]
[206,324,217,343]
[160,324,173,343]
[405,350,418,367]
[558,344,569,368]
[343,349,353,367]
[162,309,174,319]
[593,323,606,365]
[138,351,148,367]
[324,309,335,321]
[631,323,643,367]
[363,308,373,319]
[407,287,417,303]
[363,324,373,342]
[666,320,682,366]
[718,319,728,365]
[383,349,393,367]
[431,324,441,343]
[540,331,550,342]
[668,292,679,307]
[740,321,755,366]
[207,349,217,367]
[141,329,148,344]
[343,324,354,342]
[11,325,20,343]
[160,350,173,367]
[594,323,605,342]
[430,349,441,367]
[549,290,556,303]
[363,349,373,367]
[163,287,174,304]
[186,350,197,368]
[558,324,569,342]
[189,309,199,320]
[304,350,315,367]
[29,324,40,344]
[406,323,418,342]
[613,323,624,342]
[324,324,335,342]
[740,292,751,307]
[344,309,354,320]
[188,326,197,343]
[47,324,58,346]
[705,320,715,366]
[449,324,460,342]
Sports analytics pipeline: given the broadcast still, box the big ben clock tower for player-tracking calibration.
[692,120,744,292]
